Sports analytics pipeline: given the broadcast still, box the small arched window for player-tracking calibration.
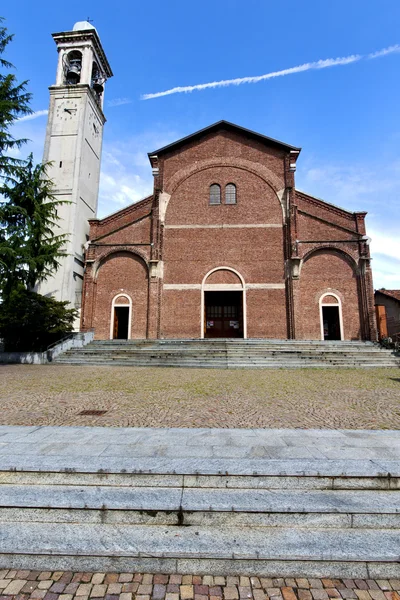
[225,183,237,205]
[209,184,221,205]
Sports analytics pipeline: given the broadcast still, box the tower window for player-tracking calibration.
[209,184,221,205]
[64,50,82,85]
[225,183,237,205]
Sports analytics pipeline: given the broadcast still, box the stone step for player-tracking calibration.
[1,522,399,577]
[1,471,397,491]
[1,485,399,527]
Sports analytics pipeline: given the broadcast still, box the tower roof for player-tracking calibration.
[73,21,97,32]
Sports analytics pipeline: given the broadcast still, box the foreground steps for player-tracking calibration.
[54,339,400,368]
[0,426,399,577]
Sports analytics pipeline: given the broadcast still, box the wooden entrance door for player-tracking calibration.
[113,307,129,339]
[205,291,243,338]
[322,306,341,340]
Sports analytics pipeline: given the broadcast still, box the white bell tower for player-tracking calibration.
[38,21,113,323]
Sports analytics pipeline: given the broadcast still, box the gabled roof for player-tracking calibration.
[376,289,400,303]
[148,120,301,158]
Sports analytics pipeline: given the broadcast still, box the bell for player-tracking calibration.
[66,60,81,84]
[93,81,104,95]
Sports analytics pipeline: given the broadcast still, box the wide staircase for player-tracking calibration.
[0,426,399,577]
[54,339,400,368]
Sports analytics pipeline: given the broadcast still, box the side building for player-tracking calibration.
[80,121,377,341]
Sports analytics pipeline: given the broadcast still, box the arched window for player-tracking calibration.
[64,51,82,85]
[209,184,221,205]
[225,183,237,205]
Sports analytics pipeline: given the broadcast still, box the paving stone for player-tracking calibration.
[251,579,262,589]
[285,580,297,589]
[59,595,73,600]
[64,583,80,594]
[377,583,392,592]
[344,582,357,591]
[38,580,53,590]
[31,591,47,599]
[224,587,239,600]
[297,581,311,590]
[92,574,106,585]
[3,580,26,595]
[282,588,298,600]
[369,592,386,600]
[43,593,59,600]
[103,574,119,584]
[21,581,38,593]
[210,587,223,597]
[91,584,107,597]
[310,581,325,590]
[134,575,144,583]
[195,595,208,600]
[154,576,169,585]
[311,590,329,600]
[298,591,312,600]
[193,578,203,585]
[76,583,93,596]
[38,573,52,582]
[215,579,226,587]
[326,589,341,598]
[355,591,372,600]
[181,585,194,599]
[123,583,139,593]
[153,584,167,599]
[136,596,151,600]
[168,584,180,593]
[367,583,381,591]
[170,576,182,585]
[183,577,194,585]
[195,586,210,595]
[341,590,358,599]
[120,594,133,600]
[356,582,370,591]
[138,585,154,595]
[274,581,286,588]
[203,578,214,586]
[389,583,400,592]
[253,591,268,600]
[52,571,65,582]
[143,575,154,585]
[240,578,251,588]
[107,583,122,594]
[0,582,8,590]
[165,594,179,600]
[49,582,66,593]
[239,586,252,599]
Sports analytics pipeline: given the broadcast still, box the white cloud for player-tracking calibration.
[368,44,400,59]
[17,109,48,123]
[98,129,179,217]
[297,161,400,289]
[107,97,132,107]
[142,43,399,100]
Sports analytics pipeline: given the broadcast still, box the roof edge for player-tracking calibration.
[148,120,301,158]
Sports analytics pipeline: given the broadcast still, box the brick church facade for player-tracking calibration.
[81,120,377,341]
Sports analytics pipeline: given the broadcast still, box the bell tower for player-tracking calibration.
[38,21,113,322]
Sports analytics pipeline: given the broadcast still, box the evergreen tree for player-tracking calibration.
[0,17,32,176]
[0,154,69,296]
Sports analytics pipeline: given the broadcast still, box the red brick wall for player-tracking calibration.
[294,250,361,340]
[93,252,149,339]
[81,126,376,341]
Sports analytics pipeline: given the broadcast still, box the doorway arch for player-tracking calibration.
[110,294,132,340]
[201,267,247,339]
[319,293,344,341]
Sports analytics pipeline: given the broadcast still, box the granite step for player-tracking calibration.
[1,522,399,577]
[1,485,399,529]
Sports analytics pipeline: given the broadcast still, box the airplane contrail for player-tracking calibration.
[142,44,400,100]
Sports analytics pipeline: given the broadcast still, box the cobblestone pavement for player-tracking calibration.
[0,571,399,600]
[0,365,400,429]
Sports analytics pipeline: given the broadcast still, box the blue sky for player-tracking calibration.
[4,0,400,289]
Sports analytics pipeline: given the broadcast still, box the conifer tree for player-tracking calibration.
[0,17,32,176]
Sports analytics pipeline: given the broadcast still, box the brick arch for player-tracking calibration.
[296,247,361,340]
[302,246,358,271]
[166,157,285,213]
[93,247,149,280]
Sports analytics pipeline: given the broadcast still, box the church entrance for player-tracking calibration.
[322,306,341,340]
[204,291,243,338]
[113,307,129,339]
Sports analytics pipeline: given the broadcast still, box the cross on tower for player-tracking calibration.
[86,17,94,24]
